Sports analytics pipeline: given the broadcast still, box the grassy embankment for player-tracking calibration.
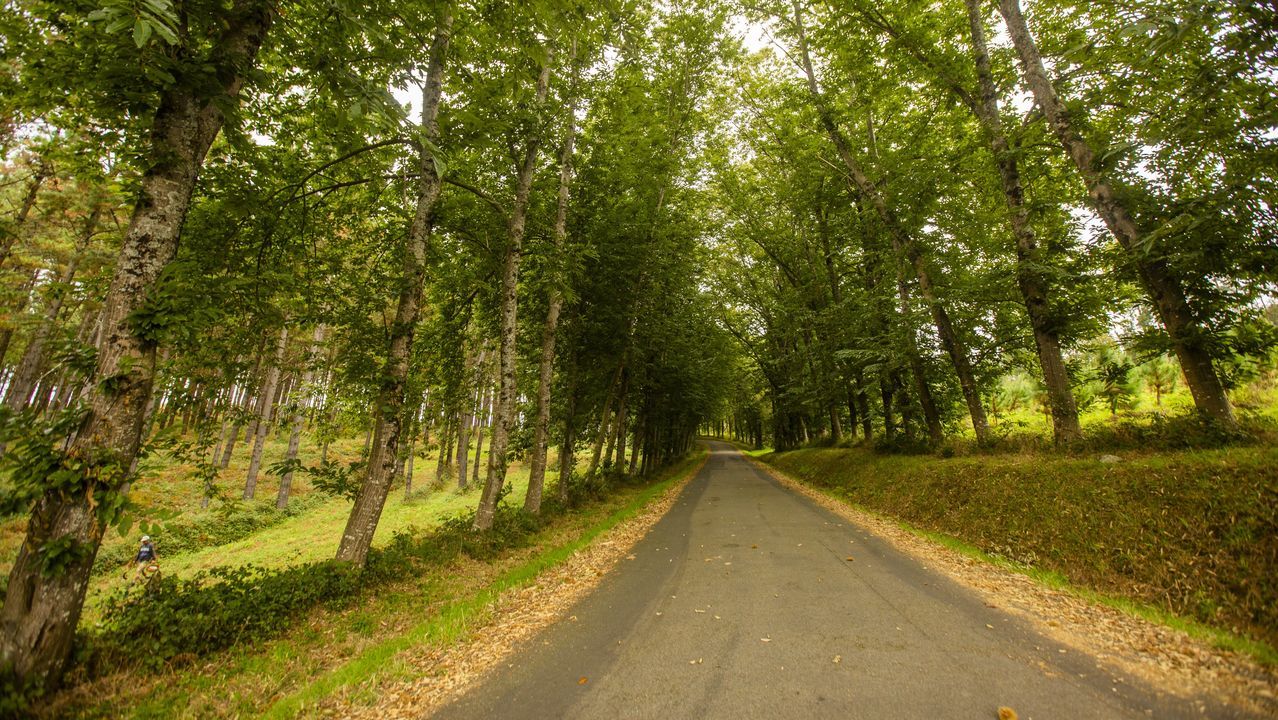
[1,434,513,620]
[753,443,1278,664]
[38,441,706,719]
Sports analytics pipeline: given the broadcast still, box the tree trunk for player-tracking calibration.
[880,374,896,439]
[962,0,1081,444]
[0,0,274,687]
[472,382,489,488]
[475,57,553,531]
[0,159,48,270]
[244,325,288,499]
[5,206,99,412]
[337,10,452,564]
[556,365,579,502]
[996,0,1235,427]
[526,48,579,514]
[610,371,630,468]
[588,361,624,475]
[791,0,990,444]
[896,273,945,444]
[277,325,324,509]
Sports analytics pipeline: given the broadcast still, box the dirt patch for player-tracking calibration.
[749,457,1278,717]
[315,458,705,719]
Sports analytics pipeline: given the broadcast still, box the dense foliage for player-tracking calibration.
[0,0,1272,702]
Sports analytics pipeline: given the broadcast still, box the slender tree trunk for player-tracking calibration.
[880,375,896,439]
[472,382,489,488]
[244,325,288,500]
[456,349,482,493]
[962,0,1081,444]
[277,326,324,508]
[526,48,579,514]
[0,160,48,270]
[0,0,274,687]
[791,0,990,444]
[4,207,100,412]
[610,372,630,468]
[435,413,452,482]
[475,58,553,531]
[556,365,579,502]
[337,11,452,564]
[588,362,624,475]
[896,273,944,444]
[628,410,643,474]
[854,371,872,439]
[996,0,1234,427]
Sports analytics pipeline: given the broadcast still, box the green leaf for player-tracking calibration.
[133,19,153,48]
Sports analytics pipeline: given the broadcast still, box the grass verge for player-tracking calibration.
[262,451,702,718]
[50,451,704,719]
[753,445,1278,665]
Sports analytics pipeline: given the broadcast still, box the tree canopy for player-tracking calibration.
[0,0,1274,692]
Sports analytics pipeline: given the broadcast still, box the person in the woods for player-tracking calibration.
[128,535,159,580]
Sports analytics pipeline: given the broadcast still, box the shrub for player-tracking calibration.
[86,502,546,671]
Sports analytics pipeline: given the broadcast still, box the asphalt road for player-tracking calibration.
[432,441,1245,719]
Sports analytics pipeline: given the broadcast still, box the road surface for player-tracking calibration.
[434,441,1243,719]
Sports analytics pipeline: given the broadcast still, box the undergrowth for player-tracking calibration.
[71,463,672,684]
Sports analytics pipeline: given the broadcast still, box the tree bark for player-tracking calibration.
[4,206,100,411]
[244,325,288,499]
[963,0,1081,444]
[896,273,945,444]
[337,9,452,564]
[277,325,324,509]
[456,348,484,492]
[0,0,274,687]
[526,45,579,514]
[474,56,553,531]
[472,380,489,488]
[556,361,579,502]
[996,0,1235,426]
[588,361,624,475]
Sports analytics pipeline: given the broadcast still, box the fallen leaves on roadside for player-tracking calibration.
[317,460,701,720]
[997,707,1017,720]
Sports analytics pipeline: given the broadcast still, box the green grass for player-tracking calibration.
[14,431,532,621]
[902,519,1278,667]
[50,450,706,719]
[756,444,1278,663]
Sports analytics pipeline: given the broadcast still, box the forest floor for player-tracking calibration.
[0,434,517,620]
